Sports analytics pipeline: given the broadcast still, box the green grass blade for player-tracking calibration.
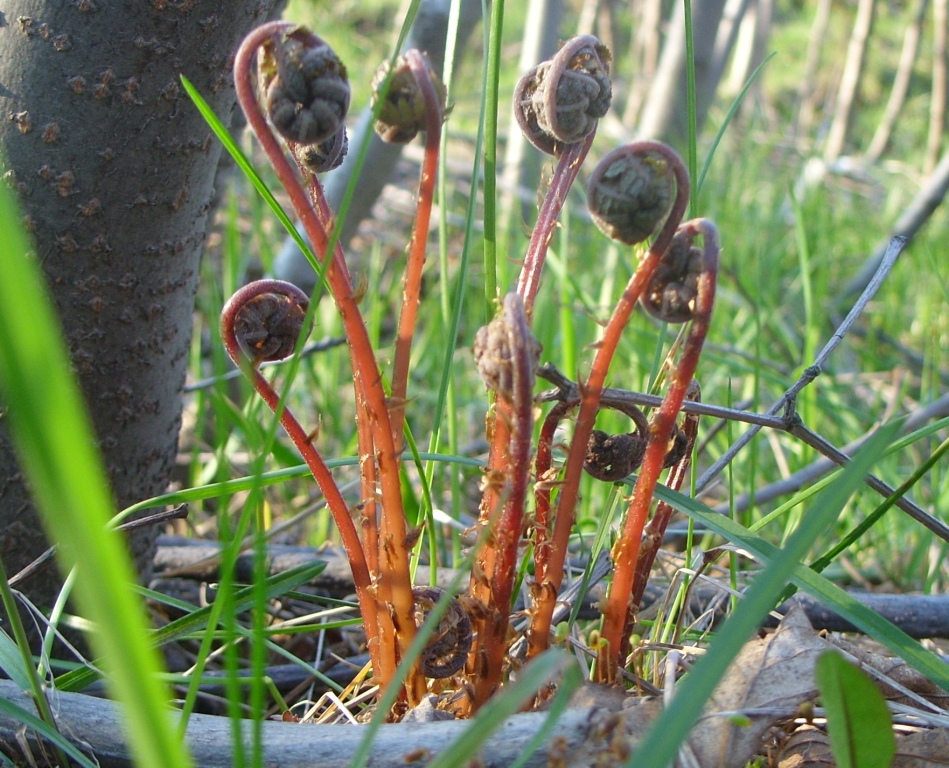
[809,434,949,575]
[655,482,949,692]
[696,52,776,195]
[481,0,505,313]
[179,75,317,271]
[815,650,895,768]
[627,425,898,767]
[117,452,486,523]
[0,170,193,767]
[0,557,70,767]
[0,628,31,691]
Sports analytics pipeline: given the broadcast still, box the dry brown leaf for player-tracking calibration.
[686,605,829,768]
[892,728,949,767]
[825,634,949,708]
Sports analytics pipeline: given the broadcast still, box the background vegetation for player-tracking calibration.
[191,0,948,591]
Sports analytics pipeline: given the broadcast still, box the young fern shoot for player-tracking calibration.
[226,21,452,708]
[460,35,612,714]
[596,219,719,680]
[526,141,695,659]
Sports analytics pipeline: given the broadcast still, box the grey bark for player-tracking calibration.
[0,1,282,622]
[0,677,649,768]
[864,0,929,163]
[635,0,730,151]
[823,0,877,161]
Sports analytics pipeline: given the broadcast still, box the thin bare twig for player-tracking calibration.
[694,235,907,494]
[9,505,190,587]
[716,392,949,518]
[536,357,949,543]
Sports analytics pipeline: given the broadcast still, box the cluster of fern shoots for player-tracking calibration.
[222,21,719,718]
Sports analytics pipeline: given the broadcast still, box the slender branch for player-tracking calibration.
[695,236,907,495]
[539,365,949,544]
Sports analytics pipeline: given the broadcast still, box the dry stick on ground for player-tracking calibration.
[154,539,949,640]
[0,677,664,768]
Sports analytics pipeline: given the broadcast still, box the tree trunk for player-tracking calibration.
[712,0,754,96]
[500,0,563,230]
[635,0,729,151]
[823,0,877,161]
[864,0,929,163]
[622,0,663,127]
[0,1,282,624]
[793,0,832,140]
[927,0,947,172]
[725,0,773,97]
